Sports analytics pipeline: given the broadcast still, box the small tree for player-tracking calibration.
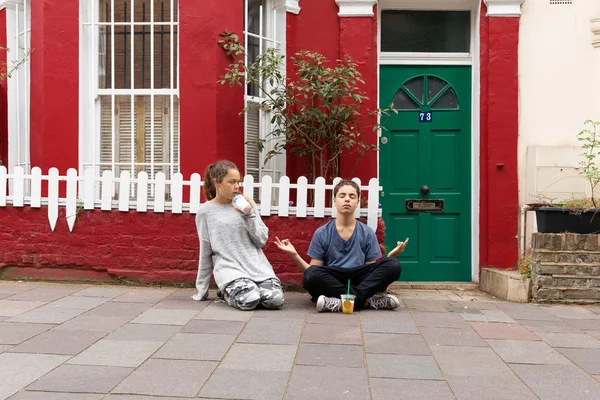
[577,120,600,208]
[218,30,395,181]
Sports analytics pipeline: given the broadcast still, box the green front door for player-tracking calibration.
[379,65,471,281]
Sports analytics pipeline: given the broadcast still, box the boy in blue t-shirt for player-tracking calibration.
[275,180,408,312]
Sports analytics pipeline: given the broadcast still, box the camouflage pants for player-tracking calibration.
[223,278,285,311]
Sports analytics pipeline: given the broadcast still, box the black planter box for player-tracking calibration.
[535,207,600,234]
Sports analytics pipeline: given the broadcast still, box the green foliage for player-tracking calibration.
[517,250,531,279]
[577,120,600,208]
[218,30,397,180]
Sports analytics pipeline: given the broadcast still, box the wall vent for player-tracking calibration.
[550,0,572,4]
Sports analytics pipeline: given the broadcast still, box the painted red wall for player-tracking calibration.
[29,1,79,176]
[479,4,519,270]
[0,9,7,168]
[338,15,378,181]
[0,205,385,287]
[179,0,244,178]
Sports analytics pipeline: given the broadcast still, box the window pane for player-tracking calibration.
[392,88,419,110]
[99,0,111,23]
[381,10,470,53]
[431,88,459,109]
[427,76,448,103]
[113,0,132,23]
[107,25,132,89]
[246,36,260,97]
[153,25,178,89]
[154,0,178,23]
[404,77,424,103]
[100,24,178,89]
[246,0,263,35]
[99,95,180,176]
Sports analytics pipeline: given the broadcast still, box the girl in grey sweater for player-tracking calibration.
[192,160,284,310]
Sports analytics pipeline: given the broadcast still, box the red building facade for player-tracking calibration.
[0,0,523,284]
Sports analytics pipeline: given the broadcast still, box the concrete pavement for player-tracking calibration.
[1,281,600,399]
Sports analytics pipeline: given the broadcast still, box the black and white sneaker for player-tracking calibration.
[367,294,400,310]
[316,295,342,312]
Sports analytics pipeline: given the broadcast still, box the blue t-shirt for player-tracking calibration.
[307,220,382,268]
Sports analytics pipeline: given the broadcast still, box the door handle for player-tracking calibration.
[420,185,430,195]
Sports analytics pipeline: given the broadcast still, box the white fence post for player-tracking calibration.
[189,173,201,214]
[31,167,42,208]
[171,173,183,214]
[48,168,59,231]
[154,172,166,213]
[352,178,362,219]
[331,177,342,218]
[243,175,255,199]
[0,166,6,207]
[296,176,308,218]
[66,168,78,232]
[136,171,149,212]
[83,168,95,210]
[101,170,113,211]
[118,171,131,212]
[278,176,290,217]
[13,166,24,207]
[260,175,272,216]
[367,178,380,231]
[314,177,326,218]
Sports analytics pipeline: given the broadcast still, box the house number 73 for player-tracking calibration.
[419,112,432,123]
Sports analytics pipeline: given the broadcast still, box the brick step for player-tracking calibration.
[533,286,600,303]
[552,274,600,279]
[535,274,600,289]
[534,263,600,276]
[533,251,600,264]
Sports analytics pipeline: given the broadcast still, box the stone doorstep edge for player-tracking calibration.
[479,268,531,303]
[388,281,480,291]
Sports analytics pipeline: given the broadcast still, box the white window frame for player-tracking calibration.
[79,0,180,183]
[243,0,286,185]
[5,0,30,180]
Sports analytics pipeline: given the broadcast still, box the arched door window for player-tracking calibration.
[392,75,459,111]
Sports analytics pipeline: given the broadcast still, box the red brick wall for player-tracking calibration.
[0,206,385,287]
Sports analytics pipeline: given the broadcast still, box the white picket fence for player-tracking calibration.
[0,166,382,232]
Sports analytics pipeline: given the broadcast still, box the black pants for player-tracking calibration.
[302,258,401,309]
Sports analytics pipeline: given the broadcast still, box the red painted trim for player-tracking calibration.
[179,0,244,178]
[479,4,520,270]
[29,1,79,177]
[0,9,7,168]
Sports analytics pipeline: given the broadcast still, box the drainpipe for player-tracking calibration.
[519,204,533,258]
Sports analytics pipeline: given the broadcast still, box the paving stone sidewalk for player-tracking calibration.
[1,281,600,400]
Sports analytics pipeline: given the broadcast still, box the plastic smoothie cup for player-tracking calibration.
[340,294,356,314]
[232,193,253,214]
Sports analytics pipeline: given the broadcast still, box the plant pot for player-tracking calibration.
[534,207,600,234]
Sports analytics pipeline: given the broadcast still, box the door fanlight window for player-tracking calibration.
[392,75,459,111]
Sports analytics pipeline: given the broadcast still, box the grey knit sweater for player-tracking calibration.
[194,200,276,299]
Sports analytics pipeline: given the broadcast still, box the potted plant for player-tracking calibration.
[533,120,600,233]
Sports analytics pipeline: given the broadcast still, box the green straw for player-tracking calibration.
[347,279,350,295]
